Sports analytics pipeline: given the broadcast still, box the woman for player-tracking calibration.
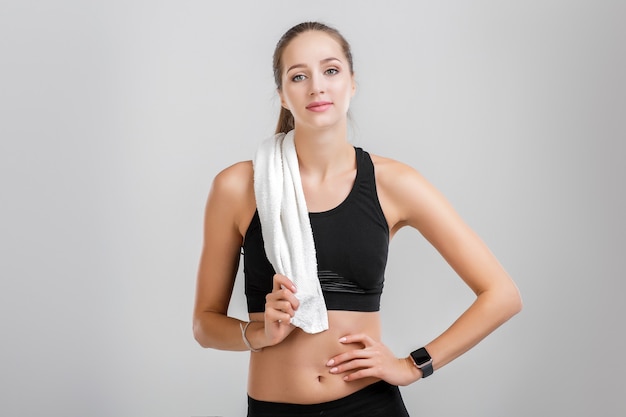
[193,21,522,416]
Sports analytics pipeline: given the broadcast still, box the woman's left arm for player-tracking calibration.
[327,157,522,385]
[394,160,523,371]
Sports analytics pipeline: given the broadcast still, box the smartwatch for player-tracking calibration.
[410,347,433,378]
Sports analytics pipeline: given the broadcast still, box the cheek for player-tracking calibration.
[334,77,355,98]
[337,82,355,103]
[282,84,304,104]
[279,87,295,108]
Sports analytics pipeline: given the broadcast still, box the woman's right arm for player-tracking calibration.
[192,162,300,351]
[192,162,255,350]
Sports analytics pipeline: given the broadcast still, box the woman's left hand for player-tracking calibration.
[326,333,421,386]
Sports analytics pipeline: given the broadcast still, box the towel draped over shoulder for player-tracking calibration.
[252,130,329,334]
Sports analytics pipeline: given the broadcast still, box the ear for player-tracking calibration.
[350,74,357,97]
[278,89,290,110]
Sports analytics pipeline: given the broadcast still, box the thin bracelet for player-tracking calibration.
[240,321,262,352]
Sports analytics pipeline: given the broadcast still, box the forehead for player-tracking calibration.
[281,31,345,68]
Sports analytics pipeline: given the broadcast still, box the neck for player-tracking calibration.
[292,124,354,179]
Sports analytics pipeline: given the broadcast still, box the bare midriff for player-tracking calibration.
[247,310,382,404]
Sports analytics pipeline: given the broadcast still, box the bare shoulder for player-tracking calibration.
[210,160,254,201]
[369,153,446,232]
[369,153,430,195]
[213,159,254,186]
[369,153,418,174]
[205,160,255,235]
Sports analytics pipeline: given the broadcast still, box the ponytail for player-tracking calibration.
[275,107,295,134]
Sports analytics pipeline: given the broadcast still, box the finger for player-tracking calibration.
[342,368,376,382]
[267,300,297,317]
[272,274,297,292]
[264,307,294,324]
[266,289,300,311]
[339,333,375,347]
[329,358,372,374]
[327,349,372,367]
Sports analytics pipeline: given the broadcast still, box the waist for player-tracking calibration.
[248,380,406,416]
[247,310,381,404]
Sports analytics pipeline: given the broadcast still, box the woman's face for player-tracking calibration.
[278,30,356,132]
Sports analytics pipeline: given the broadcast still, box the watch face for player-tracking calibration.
[412,348,431,364]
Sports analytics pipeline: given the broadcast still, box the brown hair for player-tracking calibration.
[273,22,354,134]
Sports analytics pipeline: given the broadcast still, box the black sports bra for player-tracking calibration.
[243,147,389,312]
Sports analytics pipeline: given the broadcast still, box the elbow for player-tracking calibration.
[514,289,523,315]
[504,282,523,319]
[192,318,211,348]
[481,280,522,322]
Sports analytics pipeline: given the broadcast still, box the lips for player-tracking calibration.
[306,101,333,112]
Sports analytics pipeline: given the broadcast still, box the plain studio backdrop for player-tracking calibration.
[1,1,624,416]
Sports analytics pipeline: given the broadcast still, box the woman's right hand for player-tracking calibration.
[263,274,299,346]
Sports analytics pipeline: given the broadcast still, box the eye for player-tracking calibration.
[325,68,339,76]
[291,74,306,82]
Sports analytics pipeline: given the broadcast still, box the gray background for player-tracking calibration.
[1,1,624,416]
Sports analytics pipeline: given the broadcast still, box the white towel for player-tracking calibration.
[252,130,329,334]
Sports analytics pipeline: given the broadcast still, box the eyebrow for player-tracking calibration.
[286,57,342,73]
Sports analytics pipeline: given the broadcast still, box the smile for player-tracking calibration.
[306,101,333,112]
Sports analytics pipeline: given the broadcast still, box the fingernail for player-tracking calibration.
[326,359,334,366]
[292,285,297,292]
[339,337,347,343]
[330,367,338,373]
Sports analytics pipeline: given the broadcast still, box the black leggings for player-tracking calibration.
[247,380,410,417]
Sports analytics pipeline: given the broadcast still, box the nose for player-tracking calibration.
[309,73,325,95]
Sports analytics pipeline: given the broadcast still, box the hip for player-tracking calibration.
[247,380,410,417]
